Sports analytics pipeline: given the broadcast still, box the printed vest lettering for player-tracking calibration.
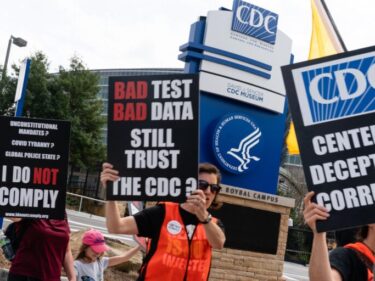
[141,202,215,281]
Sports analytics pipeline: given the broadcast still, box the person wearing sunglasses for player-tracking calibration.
[102,162,225,281]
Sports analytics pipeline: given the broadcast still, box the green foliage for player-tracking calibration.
[23,52,69,119]
[285,227,313,265]
[58,56,105,168]
[0,67,17,115]
[1,51,105,169]
[65,194,80,209]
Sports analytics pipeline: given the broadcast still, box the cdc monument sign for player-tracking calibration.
[179,0,292,194]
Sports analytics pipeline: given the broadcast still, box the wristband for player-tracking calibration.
[200,213,212,224]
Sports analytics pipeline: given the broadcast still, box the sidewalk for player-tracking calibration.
[0,269,68,281]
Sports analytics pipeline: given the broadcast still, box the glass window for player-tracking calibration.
[285,154,302,166]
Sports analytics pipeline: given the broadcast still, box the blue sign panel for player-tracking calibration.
[232,0,278,44]
[297,54,375,125]
[200,93,286,194]
[180,5,288,194]
[213,113,263,174]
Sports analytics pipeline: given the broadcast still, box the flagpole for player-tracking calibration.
[320,0,348,52]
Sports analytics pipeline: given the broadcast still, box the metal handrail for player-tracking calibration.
[66,192,105,212]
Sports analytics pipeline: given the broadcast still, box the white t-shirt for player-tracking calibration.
[74,257,109,281]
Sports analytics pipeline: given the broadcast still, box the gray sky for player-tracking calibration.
[1,0,374,74]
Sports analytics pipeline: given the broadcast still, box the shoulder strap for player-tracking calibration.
[345,242,374,281]
[353,248,373,270]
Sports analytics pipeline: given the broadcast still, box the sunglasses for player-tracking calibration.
[198,180,221,193]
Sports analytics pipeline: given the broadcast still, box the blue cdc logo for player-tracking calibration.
[213,113,262,174]
[298,54,375,125]
[232,0,278,44]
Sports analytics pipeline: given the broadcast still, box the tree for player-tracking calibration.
[0,66,17,116]
[58,56,105,169]
[22,52,69,119]
[1,51,105,170]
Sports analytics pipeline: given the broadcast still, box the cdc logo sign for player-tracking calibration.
[231,0,278,44]
[213,113,262,174]
[291,50,375,126]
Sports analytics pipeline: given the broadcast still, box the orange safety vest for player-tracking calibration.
[140,202,216,281]
[345,242,375,281]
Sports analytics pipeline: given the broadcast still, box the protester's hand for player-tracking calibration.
[186,189,208,222]
[101,162,120,188]
[303,191,330,234]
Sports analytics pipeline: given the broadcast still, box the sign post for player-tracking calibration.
[14,58,31,117]
[0,58,31,229]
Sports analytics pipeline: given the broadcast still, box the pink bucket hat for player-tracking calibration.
[82,229,109,254]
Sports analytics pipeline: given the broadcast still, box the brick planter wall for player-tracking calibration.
[209,185,295,281]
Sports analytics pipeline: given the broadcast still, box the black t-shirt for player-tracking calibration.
[329,247,368,281]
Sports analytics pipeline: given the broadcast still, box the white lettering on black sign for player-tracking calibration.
[108,75,199,202]
[283,47,375,231]
[0,116,70,219]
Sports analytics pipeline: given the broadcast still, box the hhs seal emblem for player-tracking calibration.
[213,113,262,174]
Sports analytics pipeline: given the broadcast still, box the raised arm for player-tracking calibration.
[201,219,225,249]
[101,163,139,235]
[303,191,342,281]
[108,245,141,267]
[186,190,225,249]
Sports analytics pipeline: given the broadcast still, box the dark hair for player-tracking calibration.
[199,162,222,210]
[76,243,104,261]
[76,244,90,260]
[199,163,221,184]
[355,226,369,241]
[335,227,361,246]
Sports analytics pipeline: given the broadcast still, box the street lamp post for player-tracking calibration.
[0,35,27,230]
[2,35,27,81]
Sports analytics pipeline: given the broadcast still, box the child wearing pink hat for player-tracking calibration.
[74,229,140,281]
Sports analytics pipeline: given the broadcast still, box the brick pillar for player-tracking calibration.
[209,185,295,281]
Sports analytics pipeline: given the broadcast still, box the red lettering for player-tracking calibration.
[197,260,206,272]
[163,253,177,267]
[136,103,147,120]
[137,81,147,99]
[177,257,185,270]
[125,82,136,99]
[114,81,148,100]
[114,82,125,99]
[113,103,147,121]
[162,253,187,270]
[188,260,199,271]
[33,168,59,185]
[113,103,124,120]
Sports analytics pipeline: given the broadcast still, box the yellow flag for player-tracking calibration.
[286,122,300,155]
[286,0,346,155]
[309,0,345,59]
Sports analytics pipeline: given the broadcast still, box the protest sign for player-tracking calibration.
[107,74,199,202]
[0,116,70,219]
[282,46,375,232]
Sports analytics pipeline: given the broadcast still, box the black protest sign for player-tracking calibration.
[107,74,199,202]
[282,46,375,232]
[0,116,70,219]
